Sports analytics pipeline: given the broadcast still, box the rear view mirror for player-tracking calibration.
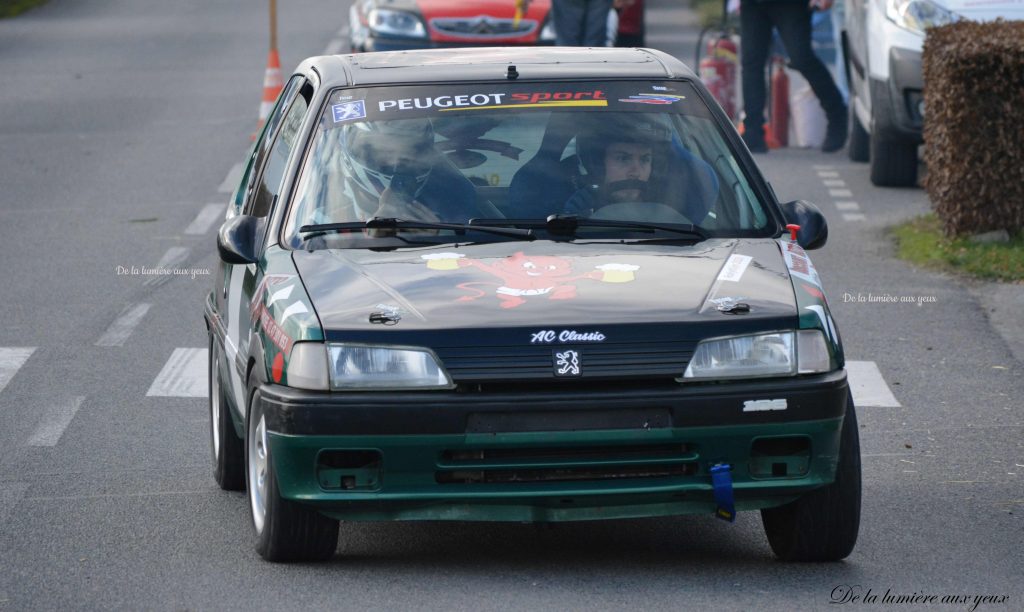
[217,214,262,264]
[779,200,828,250]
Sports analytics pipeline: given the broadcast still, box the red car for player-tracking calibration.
[349,0,555,52]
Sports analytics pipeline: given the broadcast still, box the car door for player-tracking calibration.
[220,76,311,414]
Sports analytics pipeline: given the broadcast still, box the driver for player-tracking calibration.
[339,118,478,223]
[563,114,671,216]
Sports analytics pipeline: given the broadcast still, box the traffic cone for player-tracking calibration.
[254,49,283,139]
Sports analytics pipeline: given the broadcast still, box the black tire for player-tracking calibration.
[209,336,244,491]
[246,386,339,562]
[761,392,861,562]
[847,103,869,163]
[869,133,918,187]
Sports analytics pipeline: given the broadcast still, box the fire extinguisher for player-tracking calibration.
[768,55,789,148]
[698,36,739,121]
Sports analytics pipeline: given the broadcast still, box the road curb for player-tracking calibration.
[968,281,1024,366]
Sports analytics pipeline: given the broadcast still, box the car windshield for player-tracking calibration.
[283,80,773,248]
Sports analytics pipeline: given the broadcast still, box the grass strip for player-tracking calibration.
[0,0,48,18]
[892,214,1024,282]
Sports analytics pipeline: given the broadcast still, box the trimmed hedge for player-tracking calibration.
[922,20,1024,238]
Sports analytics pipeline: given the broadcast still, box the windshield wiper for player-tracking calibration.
[299,217,535,241]
[469,215,708,240]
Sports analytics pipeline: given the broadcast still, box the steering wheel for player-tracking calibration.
[590,202,693,225]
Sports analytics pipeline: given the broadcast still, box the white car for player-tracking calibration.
[842,0,1024,186]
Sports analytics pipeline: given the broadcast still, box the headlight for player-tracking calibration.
[367,9,427,38]
[680,330,831,381]
[540,19,556,42]
[885,0,959,36]
[328,344,453,390]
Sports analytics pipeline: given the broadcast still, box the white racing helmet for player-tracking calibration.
[341,118,436,202]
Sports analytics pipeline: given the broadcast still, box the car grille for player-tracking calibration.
[434,339,695,382]
[430,16,537,39]
[436,444,698,484]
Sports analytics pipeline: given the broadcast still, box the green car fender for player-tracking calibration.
[777,239,845,369]
[251,245,324,387]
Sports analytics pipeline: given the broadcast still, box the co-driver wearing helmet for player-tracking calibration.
[339,118,478,225]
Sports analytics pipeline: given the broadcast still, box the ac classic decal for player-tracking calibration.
[531,330,606,344]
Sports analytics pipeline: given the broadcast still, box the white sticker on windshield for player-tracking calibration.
[717,254,752,283]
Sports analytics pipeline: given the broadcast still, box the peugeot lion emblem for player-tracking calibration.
[554,350,581,377]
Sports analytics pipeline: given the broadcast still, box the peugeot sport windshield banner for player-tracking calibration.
[321,81,712,129]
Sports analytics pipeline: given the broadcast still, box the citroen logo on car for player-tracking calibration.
[554,350,581,377]
[471,17,496,35]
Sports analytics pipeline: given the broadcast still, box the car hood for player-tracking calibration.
[293,239,797,332]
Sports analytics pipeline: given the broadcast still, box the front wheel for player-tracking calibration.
[847,103,869,163]
[209,336,244,491]
[870,133,918,187]
[761,391,861,561]
[246,387,339,562]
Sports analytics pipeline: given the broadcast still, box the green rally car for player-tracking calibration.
[205,46,860,563]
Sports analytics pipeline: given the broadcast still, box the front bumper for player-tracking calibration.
[260,370,850,522]
[871,48,924,142]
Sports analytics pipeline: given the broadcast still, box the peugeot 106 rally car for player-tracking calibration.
[348,0,555,52]
[206,46,860,563]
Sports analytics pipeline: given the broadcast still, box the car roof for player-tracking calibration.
[297,47,697,88]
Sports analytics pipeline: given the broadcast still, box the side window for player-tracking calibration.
[245,77,310,218]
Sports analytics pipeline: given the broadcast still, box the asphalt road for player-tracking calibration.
[0,0,1020,610]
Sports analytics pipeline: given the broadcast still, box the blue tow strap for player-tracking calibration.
[710,463,736,522]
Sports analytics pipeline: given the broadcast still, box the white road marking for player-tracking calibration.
[829,189,853,198]
[0,348,35,394]
[143,246,190,287]
[812,165,834,170]
[184,203,225,235]
[95,303,151,347]
[843,213,867,222]
[816,170,839,178]
[846,360,901,407]
[147,348,207,397]
[823,179,846,187]
[27,396,85,447]
[218,162,244,194]
[835,201,861,211]
[0,483,29,531]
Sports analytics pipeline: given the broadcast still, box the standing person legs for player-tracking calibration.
[739,0,774,151]
[582,0,614,46]
[553,0,587,45]
[772,3,848,150]
[553,0,613,46]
